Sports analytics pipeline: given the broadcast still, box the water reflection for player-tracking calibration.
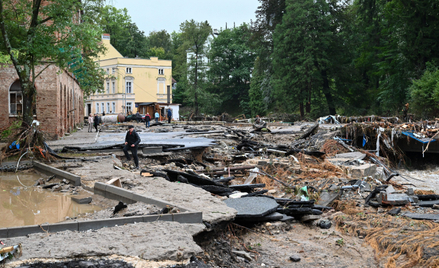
[0,171,101,228]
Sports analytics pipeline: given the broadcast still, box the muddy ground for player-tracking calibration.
[3,121,438,267]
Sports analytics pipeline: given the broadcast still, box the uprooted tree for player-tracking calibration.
[0,0,106,159]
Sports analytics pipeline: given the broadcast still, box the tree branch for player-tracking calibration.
[0,0,23,76]
[34,62,53,79]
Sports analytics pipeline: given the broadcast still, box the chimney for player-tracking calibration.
[102,33,110,40]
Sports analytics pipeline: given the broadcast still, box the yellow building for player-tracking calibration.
[84,34,172,116]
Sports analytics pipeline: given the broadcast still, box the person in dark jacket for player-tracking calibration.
[93,113,99,132]
[145,112,151,128]
[167,108,172,123]
[123,125,141,169]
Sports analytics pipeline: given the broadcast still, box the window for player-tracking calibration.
[112,102,115,113]
[126,67,132,74]
[9,81,22,115]
[112,81,115,93]
[96,102,99,113]
[106,68,109,74]
[126,81,132,93]
[158,68,164,75]
[107,102,110,113]
[112,68,116,74]
[106,82,110,93]
[126,102,132,113]
[101,103,104,113]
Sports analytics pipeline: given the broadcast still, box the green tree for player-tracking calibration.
[272,0,342,117]
[409,63,439,118]
[101,5,148,58]
[250,0,286,112]
[180,20,212,115]
[146,30,172,59]
[0,0,106,126]
[249,57,268,116]
[208,24,256,116]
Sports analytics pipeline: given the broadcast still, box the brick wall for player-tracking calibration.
[0,65,84,140]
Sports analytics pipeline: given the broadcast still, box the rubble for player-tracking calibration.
[4,115,439,267]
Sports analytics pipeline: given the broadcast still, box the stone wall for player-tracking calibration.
[0,65,84,139]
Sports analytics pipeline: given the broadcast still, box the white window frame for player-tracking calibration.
[126,67,132,74]
[101,103,104,114]
[112,102,116,114]
[106,81,110,93]
[126,81,132,93]
[96,102,99,113]
[107,102,110,113]
[126,102,132,113]
[158,68,164,75]
[106,68,109,74]
[112,81,115,93]
[9,91,22,115]
[112,68,116,74]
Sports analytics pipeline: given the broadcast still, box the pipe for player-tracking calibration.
[16,150,28,173]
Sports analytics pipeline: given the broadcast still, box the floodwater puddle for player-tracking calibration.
[0,171,101,228]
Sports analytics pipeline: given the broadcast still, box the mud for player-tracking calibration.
[0,170,102,228]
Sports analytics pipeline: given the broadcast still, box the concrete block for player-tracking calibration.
[7,225,41,238]
[94,182,107,192]
[71,197,92,204]
[143,214,173,223]
[78,216,144,231]
[41,222,79,233]
[106,185,134,200]
[33,161,81,186]
[349,164,377,178]
[0,228,8,238]
[173,212,203,224]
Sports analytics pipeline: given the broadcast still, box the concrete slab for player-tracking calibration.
[317,190,341,206]
[334,152,366,160]
[224,197,279,218]
[403,213,439,221]
[4,221,203,261]
[133,177,237,224]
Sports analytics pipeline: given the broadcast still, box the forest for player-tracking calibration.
[3,0,438,121]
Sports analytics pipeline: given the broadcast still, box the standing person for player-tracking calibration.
[88,113,94,132]
[145,112,151,128]
[93,113,99,132]
[135,111,141,123]
[103,111,105,116]
[123,125,141,169]
[167,108,172,124]
[154,111,159,123]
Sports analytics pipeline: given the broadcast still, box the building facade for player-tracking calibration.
[0,64,84,139]
[85,34,172,116]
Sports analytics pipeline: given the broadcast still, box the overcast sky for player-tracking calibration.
[111,0,261,35]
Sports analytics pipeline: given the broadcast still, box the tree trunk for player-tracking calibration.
[299,102,304,119]
[321,69,336,115]
[194,53,199,115]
